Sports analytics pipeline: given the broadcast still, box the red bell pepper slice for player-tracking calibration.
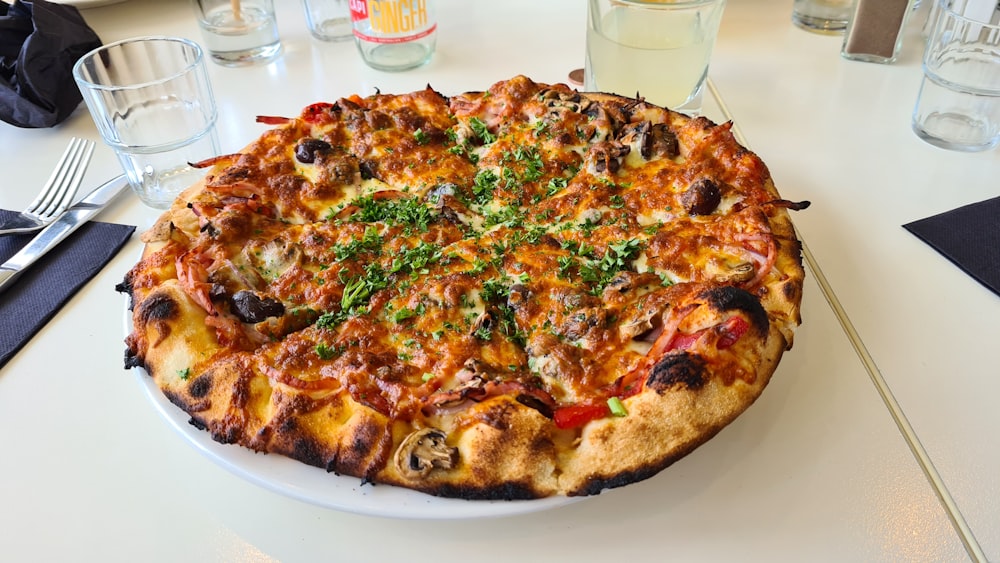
[553,403,611,429]
[716,317,749,349]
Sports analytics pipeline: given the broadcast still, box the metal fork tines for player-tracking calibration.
[0,138,95,236]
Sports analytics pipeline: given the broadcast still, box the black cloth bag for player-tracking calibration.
[0,0,102,128]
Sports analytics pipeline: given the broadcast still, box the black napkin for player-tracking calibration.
[0,209,134,369]
[903,196,1000,298]
[0,0,102,128]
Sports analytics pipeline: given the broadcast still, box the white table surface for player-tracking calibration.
[0,0,996,560]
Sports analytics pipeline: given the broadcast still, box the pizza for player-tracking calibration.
[118,76,808,500]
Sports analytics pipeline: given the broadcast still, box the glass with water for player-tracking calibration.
[912,0,1000,151]
[192,0,282,66]
[304,0,353,41]
[73,37,221,209]
[584,0,726,115]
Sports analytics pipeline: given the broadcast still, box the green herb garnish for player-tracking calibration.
[469,117,496,144]
[607,397,628,417]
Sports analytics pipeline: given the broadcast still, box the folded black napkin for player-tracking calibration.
[0,0,102,128]
[0,209,134,369]
[903,196,1000,298]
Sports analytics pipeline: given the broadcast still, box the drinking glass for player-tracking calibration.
[791,0,854,34]
[912,0,1000,151]
[191,0,282,67]
[303,0,353,41]
[73,37,221,209]
[584,0,726,115]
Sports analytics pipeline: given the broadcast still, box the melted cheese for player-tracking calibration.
[164,76,787,419]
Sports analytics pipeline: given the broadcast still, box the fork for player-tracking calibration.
[0,137,95,236]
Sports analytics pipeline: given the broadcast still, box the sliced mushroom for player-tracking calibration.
[230,290,285,323]
[589,141,631,174]
[582,102,625,142]
[426,182,458,201]
[540,88,581,104]
[538,88,588,113]
[358,159,379,181]
[646,123,679,160]
[617,120,651,158]
[457,358,488,380]
[435,202,470,228]
[560,307,607,341]
[243,237,302,282]
[207,258,264,294]
[616,120,680,161]
[619,307,662,341]
[507,284,530,308]
[585,101,626,128]
[716,262,755,284]
[426,185,473,228]
[603,272,636,294]
[395,428,457,480]
[680,178,722,216]
[317,154,360,187]
[333,97,365,116]
[602,271,662,296]
[470,311,493,338]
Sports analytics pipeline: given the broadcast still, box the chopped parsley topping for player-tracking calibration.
[315,263,390,329]
[576,238,644,294]
[389,241,443,277]
[508,146,544,182]
[315,343,337,360]
[476,274,529,346]
[472,169,499,204]
[391,303,426,323]
[331,226,383,261]
[347,195,436,233]
[545,177,568,197]
[469,117,496,144]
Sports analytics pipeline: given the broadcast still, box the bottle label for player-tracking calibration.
[350,0,437,44]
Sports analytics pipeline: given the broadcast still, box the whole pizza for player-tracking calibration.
[119,76,808,499]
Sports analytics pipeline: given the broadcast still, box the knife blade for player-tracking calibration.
[0,175,130,295]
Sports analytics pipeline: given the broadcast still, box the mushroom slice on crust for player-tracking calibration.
[715,261,755,284]
[395,428,458,480]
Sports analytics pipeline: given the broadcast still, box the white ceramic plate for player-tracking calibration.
[126,306,579,519]
[52,0,130,8]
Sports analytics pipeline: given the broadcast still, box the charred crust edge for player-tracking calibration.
[417,481,542,501]
[568,439,704,497]
[697,285,769,337]
[647,352,708,392]
[136,292,180,325]
[188,373,213,399]
[123,347,145,370]
[115,273,136,311]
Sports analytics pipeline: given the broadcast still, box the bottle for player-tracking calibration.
[350,0,437,71]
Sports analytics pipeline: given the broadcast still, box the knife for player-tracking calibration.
[0,175,130,295]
